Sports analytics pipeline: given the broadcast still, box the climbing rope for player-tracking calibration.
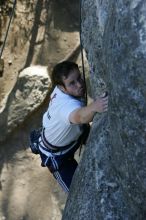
[78,0,88,156]
[79,0,88,105]
[0,0,16,59]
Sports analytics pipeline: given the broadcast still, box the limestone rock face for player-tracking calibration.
[0,66,50,142]
[62,1,146,219]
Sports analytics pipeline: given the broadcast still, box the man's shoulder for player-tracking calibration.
[51,86,84,108]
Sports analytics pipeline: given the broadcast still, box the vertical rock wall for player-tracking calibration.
[62,0,146,219]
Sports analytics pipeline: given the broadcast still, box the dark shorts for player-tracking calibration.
[30,124,90,192]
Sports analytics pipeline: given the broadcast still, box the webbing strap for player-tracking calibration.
[41,128,76,153]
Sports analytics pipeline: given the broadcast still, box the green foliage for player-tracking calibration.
[0,0,14,41]
[0,0,13,16]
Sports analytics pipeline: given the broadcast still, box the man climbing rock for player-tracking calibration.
[30,61,108,193]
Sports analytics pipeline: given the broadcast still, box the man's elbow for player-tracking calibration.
[69,109,83,124]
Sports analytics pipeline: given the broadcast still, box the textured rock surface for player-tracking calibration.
[0,66,50,142]
[62,0,146,219]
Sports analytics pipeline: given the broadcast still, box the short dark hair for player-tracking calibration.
[51,61,79,87]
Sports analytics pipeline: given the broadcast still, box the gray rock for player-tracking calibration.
[62,0,146,219]
[0,65,50,142]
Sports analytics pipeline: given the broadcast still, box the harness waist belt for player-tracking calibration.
[41,128,76,153]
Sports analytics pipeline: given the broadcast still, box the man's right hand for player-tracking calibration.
[92,95,108,113]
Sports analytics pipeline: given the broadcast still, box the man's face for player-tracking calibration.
[61,68,85,98]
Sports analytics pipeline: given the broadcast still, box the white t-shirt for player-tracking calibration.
[42,86,85,146]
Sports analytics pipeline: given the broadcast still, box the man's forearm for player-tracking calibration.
[69,96,108,124]
[70,104,95,124]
